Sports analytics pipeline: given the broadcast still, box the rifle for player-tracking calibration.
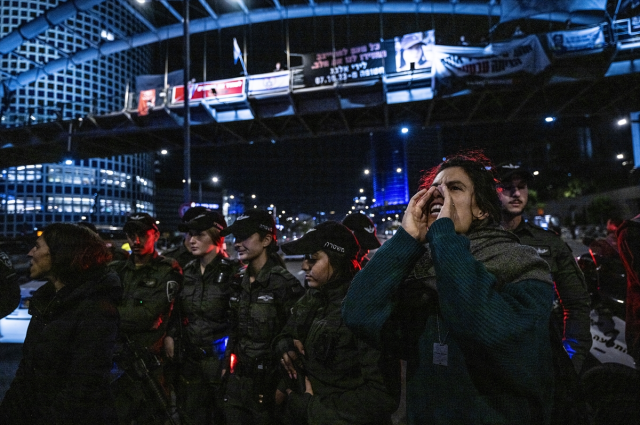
[117,334,178,425]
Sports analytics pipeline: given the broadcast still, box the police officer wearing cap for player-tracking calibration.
[167,210,241,425]
[497,164,591,374]
[221,208,303,425]
[274,221,400,425]
[498,164,591,424]
[342,212,382,267]
[163,206,210,269]
[0,251,20,319]
[109,213,183,424]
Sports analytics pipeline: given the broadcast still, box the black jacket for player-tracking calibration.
[0,270,122,425]
[172,255,240,348]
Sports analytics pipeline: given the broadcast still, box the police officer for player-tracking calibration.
[0,251,20,319]
[221,209,304,424]
[166,211,240,425]
[498,164,591,424]
[110,213,183,425]
[342,212,382,267]
[275,221,400,424]
[498,164,591,373]
[163,206,210,269]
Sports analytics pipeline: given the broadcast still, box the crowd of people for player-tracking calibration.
[0,149,639,424]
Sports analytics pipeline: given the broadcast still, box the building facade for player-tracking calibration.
[0,154,155,237]
[0,1,155,238]
[0,0,151,125]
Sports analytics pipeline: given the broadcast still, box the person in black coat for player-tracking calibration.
[0,223,122,424]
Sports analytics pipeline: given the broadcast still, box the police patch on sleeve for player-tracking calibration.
[166,280,178,302]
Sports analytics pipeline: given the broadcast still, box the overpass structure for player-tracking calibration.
[1,0,639,169]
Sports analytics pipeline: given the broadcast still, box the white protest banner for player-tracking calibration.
[547,26,605,56]
[436,35,551,79]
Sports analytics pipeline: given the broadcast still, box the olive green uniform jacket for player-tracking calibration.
[513,220,591,372]
[109,254,183,353]
[274,277,401,425]
[224,258,303,409]
[173,254,241,358]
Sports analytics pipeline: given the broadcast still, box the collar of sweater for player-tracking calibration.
[411,222,553,291]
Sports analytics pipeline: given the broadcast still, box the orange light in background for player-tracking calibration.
[36,230,43,237]
[537,208,544,215]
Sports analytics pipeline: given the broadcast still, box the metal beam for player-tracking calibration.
[198,0,218,20]
[464,92,487,125]
[554,81,600,115]
[0,0,106,54]
[159,0,183,22]
[233,0,250,15]
[507,88,539,122]
[115,0,157,33]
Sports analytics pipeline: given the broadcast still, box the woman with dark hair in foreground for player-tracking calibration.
[342,151,555,424]
[0,223,122,424]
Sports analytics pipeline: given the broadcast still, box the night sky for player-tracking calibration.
[156,133,373,216]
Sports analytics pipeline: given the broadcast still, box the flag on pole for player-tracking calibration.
[233,38,242,65]
[233,37,248,75]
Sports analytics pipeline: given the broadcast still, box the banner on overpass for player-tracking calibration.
[135,69,183,113]
[302,43,387,87]
[171,78,246,104]
[247,71,290,96]
[547,26,605,56]
[138,89,155,116]
[500,0,607,23]
[385,30,435,74]
[435,35,551,95]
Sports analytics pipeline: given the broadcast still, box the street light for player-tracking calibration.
[197,176,220,202]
